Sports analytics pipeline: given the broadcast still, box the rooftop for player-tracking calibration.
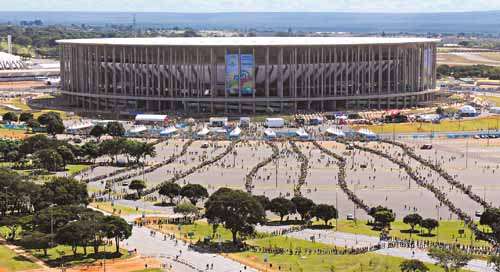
[57,37,439,47]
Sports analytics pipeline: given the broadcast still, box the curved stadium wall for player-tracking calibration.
[58,37,438,115]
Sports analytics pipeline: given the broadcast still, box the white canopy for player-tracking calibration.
[295,128,309,138]
[129,125,147,134]
[68,123,93,130]
[229,126,241,137]
[357,128,377,137]
[264,128,276,138]
[197,127,210,136]
[160,126,177,136]
[460,105,477,114]
[326,127,345,137]
[135,114,167,122]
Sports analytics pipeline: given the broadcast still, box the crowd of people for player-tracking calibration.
[145,140,241,195]
[312,140,371,214]
[289,141,310,197]
[382,139,492,209]
[352,142,497,245]
[245,141,279,193]
[386,237,499,256]
[248,244,381,256]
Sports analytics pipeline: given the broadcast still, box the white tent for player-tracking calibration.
[490,107,500,114]
[68,123,93,130]
[326,127,345,137]
[229,126,241,137]
[264,128,276,138]
[357,128,377,138]
[197,127,210,137]
[135,114,168,123]
[129,126,147,134]
[460,105,477,115]
[160,126,177,136]
[295,128,309,138]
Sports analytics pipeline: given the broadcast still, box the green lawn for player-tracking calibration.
[354,116,500,134]
[66,164,91,175]
[157,220,235,242]
[0,244,40,271]
[334,220,490,247]
[232,251,466,272]
[247,235,337,250]
[30,244,131,267]
[89,202,158,216]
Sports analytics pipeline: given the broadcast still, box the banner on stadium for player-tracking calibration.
[225,54,239,95]
[239,54,255,95]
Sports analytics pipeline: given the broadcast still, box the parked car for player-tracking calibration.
[420,144,433,150]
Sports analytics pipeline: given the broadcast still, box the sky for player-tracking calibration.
[2,0,500,13]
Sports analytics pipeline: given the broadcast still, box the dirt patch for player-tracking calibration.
[66,256,162,272]
[0,81,46,90]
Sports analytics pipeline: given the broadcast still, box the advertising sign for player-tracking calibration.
[239,54,255,95]
[225,54,239,95]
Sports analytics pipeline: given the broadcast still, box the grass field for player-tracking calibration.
[0,244,40,271]
[334,220,490,247]
[30,244,131,267]
[231,251,464,272]
[353,116,500,134]
[89,202,158,216]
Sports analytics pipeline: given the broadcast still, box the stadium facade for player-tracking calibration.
[58,37,439,115]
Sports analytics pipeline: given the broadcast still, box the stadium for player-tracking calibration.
[57,37,438,115]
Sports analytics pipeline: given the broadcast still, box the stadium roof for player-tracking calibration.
[57,37,439,47]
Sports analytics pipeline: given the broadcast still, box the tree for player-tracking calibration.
[173,202,199,222]
[180,184,208,205]
[99,138,126,163]
[2,112,18,123]
[403,213,423,235]
[313,204,338,226]
[81,141,100,163]
[488,254,500,272]
[269,197,296,223]
[38,112,64,136]
[480,208,500,244]
[33,148,64,171]
[128,179,146,197]
[41,177,89,206]
[420,218,439,236]
[55,220,89,255]
[106,121,125,137]
[56,145,75,165]
[428,247,472,272]
[205,188,265,244]
[89,125,106,140]
[158,182,181,204]
[19,231,55,256]
[26,119,41,132]
[101,215,132,253]
[400,259,429,272]
[291,196,316,222]
[19,112,34,123]
[0,216,30,241]
[253,195,271,211]
[369,206,395,229]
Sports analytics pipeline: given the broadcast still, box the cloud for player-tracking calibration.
[2,0,500,12]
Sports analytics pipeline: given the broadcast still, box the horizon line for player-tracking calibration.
[1,10,500,14]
